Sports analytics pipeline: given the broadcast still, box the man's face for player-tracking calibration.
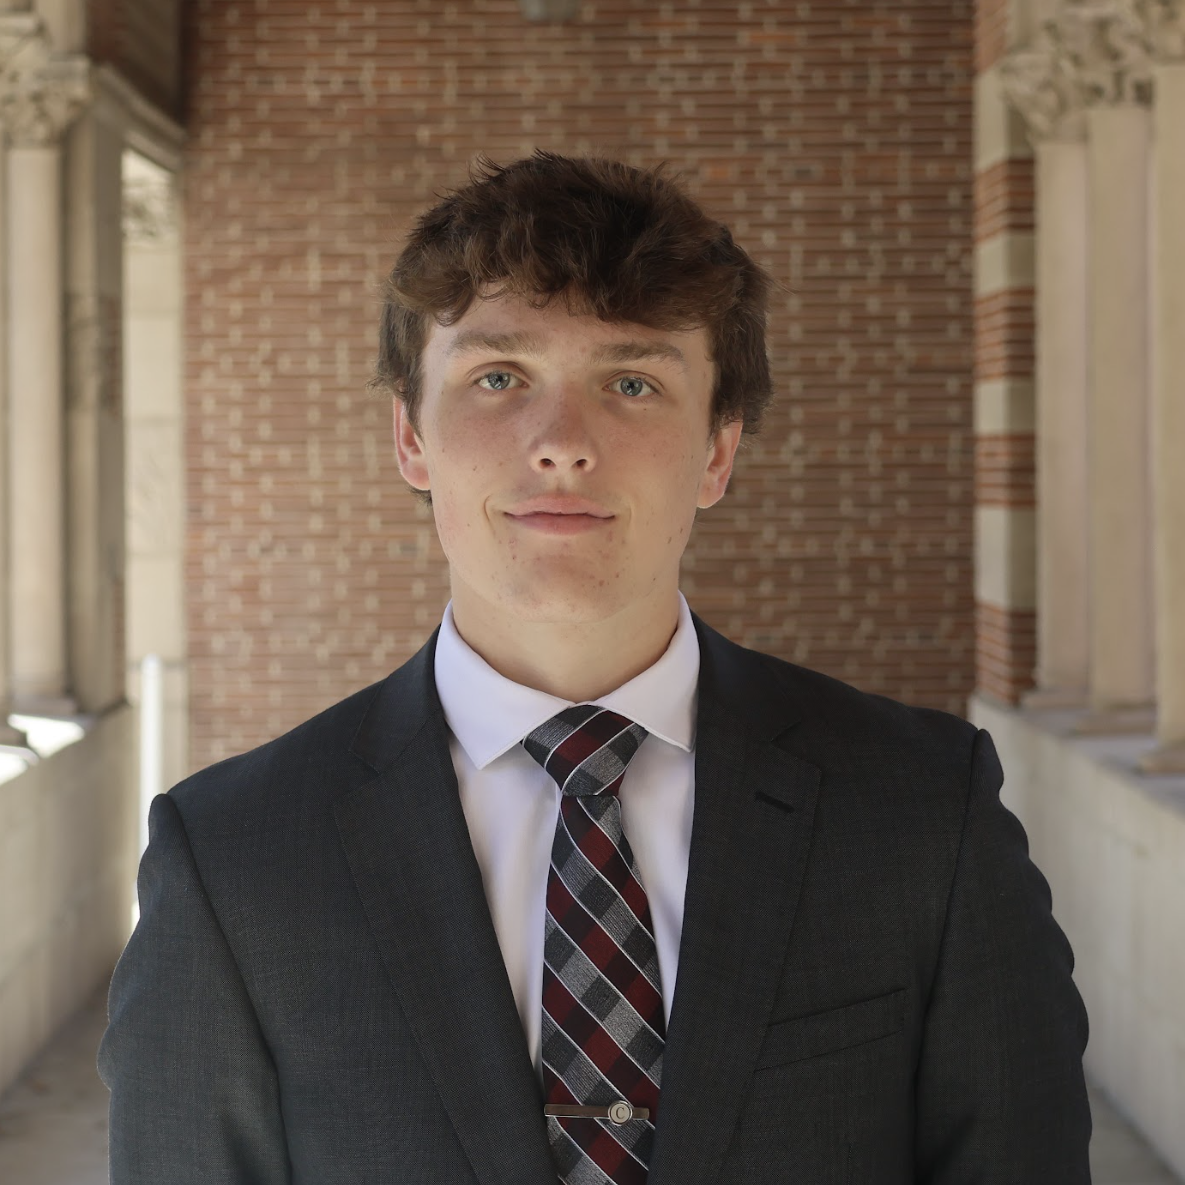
[393,289,742,627]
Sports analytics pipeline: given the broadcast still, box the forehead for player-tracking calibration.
[423,290,713,371]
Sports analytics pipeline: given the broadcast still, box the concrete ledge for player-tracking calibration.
[0,704,136,1097]
[970,693,1185,1181]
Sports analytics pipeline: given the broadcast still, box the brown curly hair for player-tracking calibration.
[374,150,775,442]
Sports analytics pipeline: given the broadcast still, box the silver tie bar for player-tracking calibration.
[544,1102,649,1124]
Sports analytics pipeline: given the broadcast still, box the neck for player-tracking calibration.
[449,587,682,703]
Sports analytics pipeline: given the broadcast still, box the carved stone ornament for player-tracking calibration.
[0,15,89,148]
[1000,24,1087,139]
[1001,0,1163,138]
[1140,0,1185,58]
[1057,0,1154,104]
[123,167,176,244]
[518,0,581,20]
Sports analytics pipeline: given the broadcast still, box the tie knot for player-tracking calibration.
[522,704,649,797]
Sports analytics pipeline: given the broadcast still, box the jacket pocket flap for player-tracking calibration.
[756,987,907,1070]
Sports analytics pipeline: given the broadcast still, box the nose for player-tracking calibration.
[527,384,597,473]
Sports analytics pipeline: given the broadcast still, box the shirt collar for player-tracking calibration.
[434,593,700,770]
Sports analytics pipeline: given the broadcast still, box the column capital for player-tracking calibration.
[1000,26,1089,140]
[1060,0,1153,105]
[1001,0,1159,139]
[1141,0,1185,59]
[0,14,88,148]
[123,156,177,245]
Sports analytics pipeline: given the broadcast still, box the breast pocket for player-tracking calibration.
[755,987,907,1071]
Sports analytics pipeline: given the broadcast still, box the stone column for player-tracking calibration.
[1033,133,1090,703]
[1056,0,1158,730]
[0,16,88,713]
[1003,1,1162,731]
[1084,101,1155,725]
[65,84,126,713]
[1142,5,1185,771]
[0,118,24,747]
[1001,32,1091,707]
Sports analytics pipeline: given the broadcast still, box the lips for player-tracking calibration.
[505,496,614,519]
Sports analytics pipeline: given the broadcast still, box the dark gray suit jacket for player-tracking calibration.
[99,613,1092,1183]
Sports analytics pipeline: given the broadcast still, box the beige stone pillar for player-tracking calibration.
[0,17,88,712]
[65,94,127,713]
[1084,101,1155,725]
[1032,131,1090,704]
[1000,37,1091,706]
[1003,2,1160,731]
[1143,18,1185,770]
[0,127,25,746]
[7,144,68,707]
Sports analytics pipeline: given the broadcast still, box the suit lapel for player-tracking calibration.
[333,616,820,1185]
[335,631,556,1185]
[648,617,821,1185]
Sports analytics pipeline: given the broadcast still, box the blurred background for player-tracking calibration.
[0,0,1182,1180]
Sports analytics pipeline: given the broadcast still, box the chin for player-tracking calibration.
[497,580,631,625]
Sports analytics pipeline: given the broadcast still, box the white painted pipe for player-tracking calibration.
[138,653,164,862]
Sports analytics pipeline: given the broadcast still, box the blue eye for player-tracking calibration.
[616,376,653,398]
[477,371,516,391]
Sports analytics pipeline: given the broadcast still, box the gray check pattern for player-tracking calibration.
[523,704,665,1185]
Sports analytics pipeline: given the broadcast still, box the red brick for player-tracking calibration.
[183,0,979,767]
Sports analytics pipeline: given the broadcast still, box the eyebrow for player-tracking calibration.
[444,330,687,371]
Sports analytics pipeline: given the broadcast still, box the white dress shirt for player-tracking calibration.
[433,593,699,1079]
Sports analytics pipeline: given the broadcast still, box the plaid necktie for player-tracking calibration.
[522,704,664,1185]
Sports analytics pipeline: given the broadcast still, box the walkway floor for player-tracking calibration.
[0,987,1180,1184]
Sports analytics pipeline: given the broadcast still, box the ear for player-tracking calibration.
[393,397,431,491]
[697,419,743,509]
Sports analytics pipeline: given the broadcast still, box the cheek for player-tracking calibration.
[635,441,707,537]
[428,414,491,484]
[424,421,504,540]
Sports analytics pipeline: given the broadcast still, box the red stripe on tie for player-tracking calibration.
[561,799,652,922]
[542,1061,580,1107]
[549,720,613,776]
[546,710,634,793]
[582,1123,649,1185]
[523,707,660,1184]
[546,877,663,1022]
[543,969,650,1098]
[542,965,583,1035]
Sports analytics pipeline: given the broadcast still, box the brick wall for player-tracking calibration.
[183,0,977,767]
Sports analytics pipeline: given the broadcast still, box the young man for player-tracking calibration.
[100,151,1092,1184]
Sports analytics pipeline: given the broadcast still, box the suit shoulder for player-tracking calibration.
[738,640,978,769]
[168,678,386,821]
